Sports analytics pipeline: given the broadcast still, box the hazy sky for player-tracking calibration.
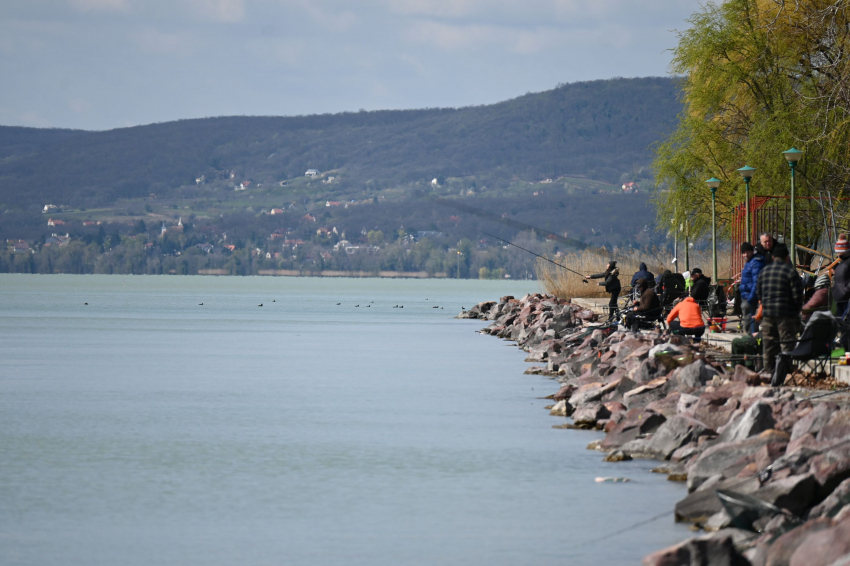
[1,0,702,131]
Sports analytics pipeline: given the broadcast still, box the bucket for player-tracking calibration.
[708,317,728,332]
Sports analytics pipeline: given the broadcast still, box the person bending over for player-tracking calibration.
[666,296,706,342]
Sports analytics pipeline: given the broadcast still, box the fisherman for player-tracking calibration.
[630,262,655,287]
[832,234,850,320]
[755,243,803,376]
[585,261,621,320]
[801,274,831,322]
[624,277,660,331]
[689,268,711,302]
[755,232,776,265]
[738,242,765,334]
[666,296,705,342]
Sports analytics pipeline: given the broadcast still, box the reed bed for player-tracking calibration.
[536,248,723,300]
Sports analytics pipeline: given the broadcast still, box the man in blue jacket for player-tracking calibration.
[738,242,765,334]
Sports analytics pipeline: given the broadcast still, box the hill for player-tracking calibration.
[0,77,681,277]
[0,77,680,210]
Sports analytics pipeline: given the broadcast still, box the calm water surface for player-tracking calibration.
[0,275,688,565]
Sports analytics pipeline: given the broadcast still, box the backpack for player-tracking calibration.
[706,284,728,318]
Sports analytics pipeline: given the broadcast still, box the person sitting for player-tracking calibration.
[689,268,712,302]
[802,274,831,322]
[666,296,706,342]
[625,277,661,331]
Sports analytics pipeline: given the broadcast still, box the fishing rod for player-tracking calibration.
[480,231,589,281]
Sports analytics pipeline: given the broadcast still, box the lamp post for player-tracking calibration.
[706,178,722,280]
[783,148,803,267]
[457,250,462,279]
[737,166,756,243]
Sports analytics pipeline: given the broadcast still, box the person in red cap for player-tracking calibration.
[833,234,850,319]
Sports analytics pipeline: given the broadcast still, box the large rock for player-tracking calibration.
[816,409,850,443]
[642,529,753,566]
[645,392,682,418]
[808,477,850,519]
[757,516,834,566]
[675,476,759,523]
[789,515,850,566]
[715,402,776,444]
[549,399,573,417]
[624,377,672,409]
[693,397,742,432]
[601,409,667,450]
[634,415,715,460]
[755,473,818,516]
[790,402,836,442]
[572,403,611,427]
[672,360,719,392]
[688,431,791,492]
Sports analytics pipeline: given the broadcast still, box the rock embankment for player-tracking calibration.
[460,293,850,566]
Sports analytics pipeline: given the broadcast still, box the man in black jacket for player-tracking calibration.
[755,232,776,265]
[586,261,621,320]
[689,268,711,302]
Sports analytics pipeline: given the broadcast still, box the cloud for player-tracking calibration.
[408,21,574,54]
[131,27,200,55]
[68,0,128,12]
[186,0,245,23]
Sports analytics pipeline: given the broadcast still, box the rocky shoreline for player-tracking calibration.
[459,293,850,566]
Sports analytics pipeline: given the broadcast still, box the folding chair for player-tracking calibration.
[771,312,839,387]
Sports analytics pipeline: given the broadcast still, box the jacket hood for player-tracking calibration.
[639,262,647,271]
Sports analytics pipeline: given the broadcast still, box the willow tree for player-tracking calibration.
[654,0,850,245]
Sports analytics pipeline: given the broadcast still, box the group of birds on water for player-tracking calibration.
[84,298,465,310]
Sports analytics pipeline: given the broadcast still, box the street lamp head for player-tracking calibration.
[705,177,722,189]
[783,148,803,163]
[737,165,756,181]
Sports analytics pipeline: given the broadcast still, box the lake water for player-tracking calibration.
[0,275,689,565]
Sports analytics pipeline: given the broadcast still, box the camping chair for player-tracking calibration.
[623,305,666,332]
[771,312,839,387]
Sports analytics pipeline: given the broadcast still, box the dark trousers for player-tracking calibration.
[762,316,798,372]
[607,290,620,320]
[668,320,705,342]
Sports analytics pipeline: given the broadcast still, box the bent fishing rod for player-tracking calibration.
[480,231,588,282]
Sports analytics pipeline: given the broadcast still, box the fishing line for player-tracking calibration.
[480,231,589,280]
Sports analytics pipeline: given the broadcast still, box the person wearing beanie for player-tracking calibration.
[755,243,803,375]
[802,273,831,322]
[738,241,765,334]
[585,261,621,320]
[624,277,661,331]
[833,234,850,318]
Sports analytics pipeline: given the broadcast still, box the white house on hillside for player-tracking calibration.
[305,169,318,178]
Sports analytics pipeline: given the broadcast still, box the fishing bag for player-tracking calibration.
[706,284,728,318]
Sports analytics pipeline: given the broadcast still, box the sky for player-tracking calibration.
[0,0,703,131]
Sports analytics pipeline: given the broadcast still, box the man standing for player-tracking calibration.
[756,244,803,375]
[833,234,850,319]
[586,261,621,321]
[738,242,765,334]
[755,232,776,265]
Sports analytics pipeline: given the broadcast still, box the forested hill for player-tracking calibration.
[0,77,680,209]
